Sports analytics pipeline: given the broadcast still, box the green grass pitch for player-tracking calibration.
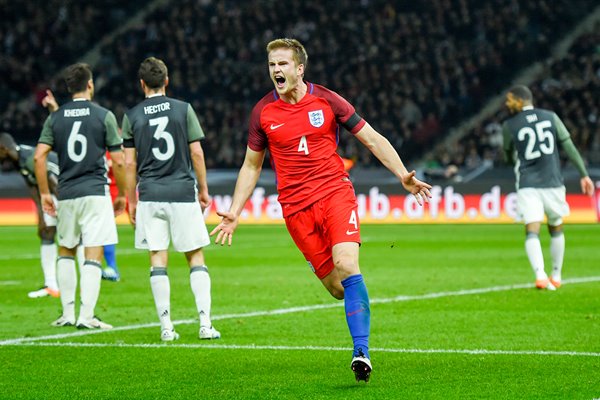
[0,224,599,399]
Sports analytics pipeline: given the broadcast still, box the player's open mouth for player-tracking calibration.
[275,76,286,88]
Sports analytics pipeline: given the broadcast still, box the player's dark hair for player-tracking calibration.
[64,63,93,94]
[509,85,533,102]
[139,57,168,89]
[267,38,308,71]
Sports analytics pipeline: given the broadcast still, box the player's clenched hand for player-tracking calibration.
[198,190,211,212]
[401,170,433,206]
[210,211,239,246]
[41,193,56,216]
[41,90,59,113]
[581,176,594,196]
[128,202,137,226]
[113,195,126,217]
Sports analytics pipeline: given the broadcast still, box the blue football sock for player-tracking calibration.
[103,244,118,271]
[341,274,370,358]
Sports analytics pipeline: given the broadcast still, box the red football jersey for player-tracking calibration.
[105,151,118,201]
[248,82,366,217]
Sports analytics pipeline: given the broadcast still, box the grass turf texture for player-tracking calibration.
[0,224,598,399]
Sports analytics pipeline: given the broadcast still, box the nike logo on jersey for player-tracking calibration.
[270,123,285,130]
[346,230,359,235]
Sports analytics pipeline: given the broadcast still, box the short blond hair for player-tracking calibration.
[266,38,308,70]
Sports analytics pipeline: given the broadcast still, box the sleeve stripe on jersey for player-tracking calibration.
[342,112,363,132]
[47,162,59,176]
[188,138,201,144]
[107,144,122,152]
[123,139,135,148]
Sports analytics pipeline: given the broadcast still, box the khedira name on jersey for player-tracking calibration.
[64,108,90,117]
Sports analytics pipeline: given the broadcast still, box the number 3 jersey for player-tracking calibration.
[38,98,122,200]
[122,95,204,202]
[248,82,366,217]
[502,106,573,190]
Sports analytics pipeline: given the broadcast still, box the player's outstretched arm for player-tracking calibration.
[354,123,432,205]
[210,147,265,246]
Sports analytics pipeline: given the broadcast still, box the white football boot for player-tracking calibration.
[161,329,180,342]
[199,326,221,340]
[76,316,113,330]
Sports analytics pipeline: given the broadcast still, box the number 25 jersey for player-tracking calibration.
[502,107,571,189]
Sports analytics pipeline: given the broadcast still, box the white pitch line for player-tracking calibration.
[9,342,600,358]
[0,248,145,261]
[0,241,293,260]
[0,280,21,286]
[372,275,600,304]
[1,275,599,347]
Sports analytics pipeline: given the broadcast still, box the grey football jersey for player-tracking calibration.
[502,108,570,189]
[38,99,122,200]
[121,95,204,202]
[17,144,59,187]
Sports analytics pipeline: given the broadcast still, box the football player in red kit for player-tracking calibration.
[102,151,121,281]
[211,38,432,382]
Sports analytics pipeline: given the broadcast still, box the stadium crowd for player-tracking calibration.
[0,0,595,169]
[0,1,145,110]
[425,23,600,179]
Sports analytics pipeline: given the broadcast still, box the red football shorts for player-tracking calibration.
[284,184,361,279]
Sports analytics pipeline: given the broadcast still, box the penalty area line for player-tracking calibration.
[9,341,600,358]
[1,275,599,346]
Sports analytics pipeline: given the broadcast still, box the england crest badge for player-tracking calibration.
[308,110,324,127]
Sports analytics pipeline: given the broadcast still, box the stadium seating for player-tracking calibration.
[428,24,599,177]
[1,0,595,169]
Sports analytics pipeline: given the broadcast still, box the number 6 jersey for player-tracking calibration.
[38,98,122,200]
[121,94,204,203]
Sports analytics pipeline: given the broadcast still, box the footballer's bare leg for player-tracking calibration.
[320,242,360,299]
[320,268,344,300]
[524,222,542,236]
[150,250,168,267]
[185,248,205,266]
